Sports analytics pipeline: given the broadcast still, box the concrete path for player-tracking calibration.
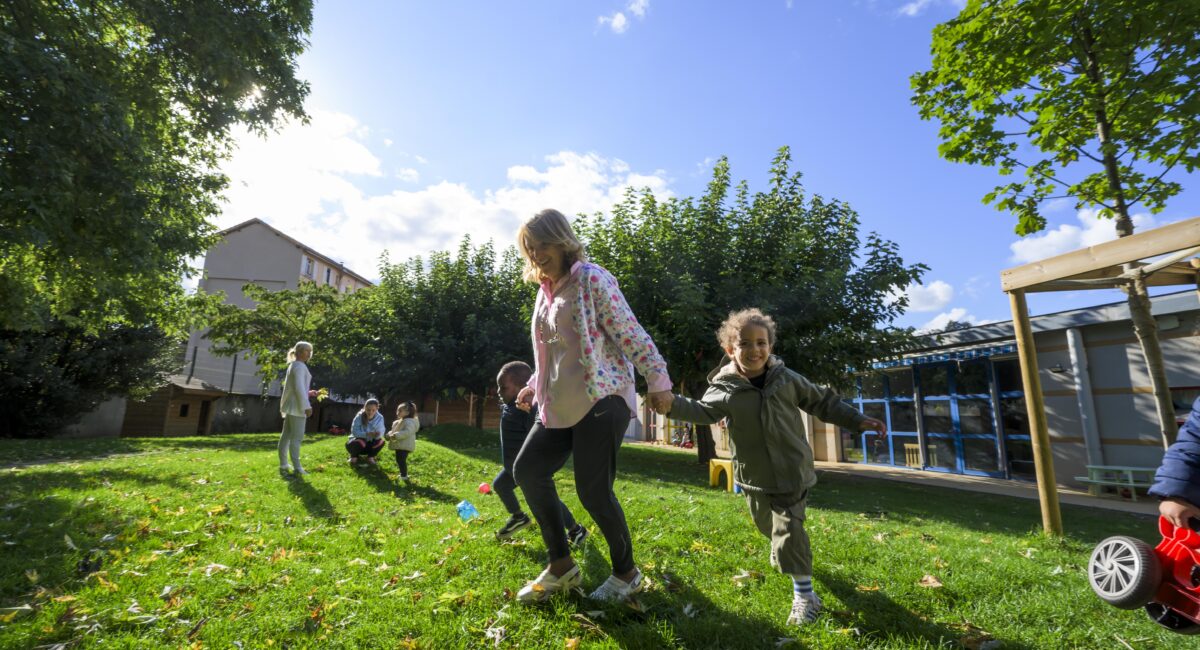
[815,460,1158,516]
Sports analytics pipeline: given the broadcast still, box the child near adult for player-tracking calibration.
[661,308,887,626]
[1149,396,1200,530]
[494,361,588,546]
[386,401,420,481]
[278,341,314,477]
[347,398,387,467]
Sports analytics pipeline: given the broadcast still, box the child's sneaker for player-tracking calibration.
[496,513,532,540]
[367,457,377,466]
[293,468,309,476]
[516,564,581,604]
[588,569,643,603]
[278,466,292,478]
[786,592,823,625]
[567,524,589,548]
[347,457,356,466]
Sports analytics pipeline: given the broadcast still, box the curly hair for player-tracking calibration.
[717,308,778,350]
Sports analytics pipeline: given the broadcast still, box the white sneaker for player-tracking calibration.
[787,592,823,625]
[588,569,643,603]
[516,565,581,604]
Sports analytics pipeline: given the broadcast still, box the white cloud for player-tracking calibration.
[599,0,648,33]
[599,11,629,33]
[918,307,988,333]
[900,280,955,312]
[383,138,393,148]
[1008,208,1159,264]
[896,0,964,17]
[216,111,672,281]
[395,168,420,183]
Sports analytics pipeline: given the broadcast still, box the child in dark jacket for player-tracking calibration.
[1149,397,1200,529]
[493,361,588,546]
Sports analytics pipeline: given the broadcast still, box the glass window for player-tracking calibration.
[922,401,953,433]
[891,402,917,432]
[963,437,1001,473]
[1006,439,1036,479]
[958,398,994,434]
[994,359,1023,393]
[841,428,863,462]
[918,365,949,397]
[861,374,886,399]
[1000,397,1030,436]
[887,369,914,398]
[956,361,990,395]
[862,402,887,425]
[925,437,957,471]
[864,432,889,464]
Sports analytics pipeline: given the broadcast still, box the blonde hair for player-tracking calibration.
[517,209,588,283]
[717,308,777,351]
[287,341,313,363]
[397,401,417,418]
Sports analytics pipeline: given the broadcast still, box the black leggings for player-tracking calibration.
[394,450,410,475]
[513,396,633,573]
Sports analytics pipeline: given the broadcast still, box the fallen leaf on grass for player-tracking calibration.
[24,569,39,584]
[53,595,77,603]
[347,558,368,566]
[64,534,78,551]
[402,570,424,581]
[682,602,698,618]
[565,638,580,650]
[0,605,34,623]
[690,540,714,555]
[203,563,229,577]
[856,585,881,592]
[732,569,764,587]
[484,624,506,648]
[660,571,684,592]
[918,575,943,588]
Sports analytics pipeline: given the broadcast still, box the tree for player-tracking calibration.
[911,0,1200,445]
[576,148,928,462]
[1,1,312,334]
[353,240,535,424]
[202,282,345,392]
[0,322,179,437]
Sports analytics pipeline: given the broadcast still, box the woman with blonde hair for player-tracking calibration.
[511,208,674,604]
[278,341,314,476]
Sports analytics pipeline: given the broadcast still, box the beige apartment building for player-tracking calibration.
[184,218,373,398]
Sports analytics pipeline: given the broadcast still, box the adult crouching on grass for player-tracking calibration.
[511,208,674,605]
[346,399,386,467]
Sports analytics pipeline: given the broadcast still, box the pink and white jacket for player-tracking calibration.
[529,261,672,421]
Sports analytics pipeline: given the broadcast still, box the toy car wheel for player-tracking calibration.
[1088,536,1161,610]
[1145,602,1200,634]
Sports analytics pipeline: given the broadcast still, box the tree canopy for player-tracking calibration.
[1,1,313,334]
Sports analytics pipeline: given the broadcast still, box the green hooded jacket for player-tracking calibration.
[669,356,866,494]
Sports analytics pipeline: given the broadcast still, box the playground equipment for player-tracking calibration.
[1089,516,1200,634]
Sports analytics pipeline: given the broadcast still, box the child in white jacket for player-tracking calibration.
[386,402,419,481]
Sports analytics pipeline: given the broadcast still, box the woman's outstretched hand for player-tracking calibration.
[648,391,673,415]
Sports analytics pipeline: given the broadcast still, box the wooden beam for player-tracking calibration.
[1009,289,1064,536]
[1001,217,1200,291]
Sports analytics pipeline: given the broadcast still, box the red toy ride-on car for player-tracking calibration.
[1089,516,1200,634]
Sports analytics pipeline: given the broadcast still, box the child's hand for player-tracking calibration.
[860,418,887,437]
[1159,497,1200,530]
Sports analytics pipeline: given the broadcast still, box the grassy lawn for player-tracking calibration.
[0,426,1178,649]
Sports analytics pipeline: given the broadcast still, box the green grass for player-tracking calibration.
[0,426,1180,649]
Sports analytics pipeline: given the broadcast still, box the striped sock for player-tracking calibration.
[792,575,813,596]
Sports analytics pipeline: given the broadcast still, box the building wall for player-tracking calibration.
[58,397,127,438]
[122,389,171,437]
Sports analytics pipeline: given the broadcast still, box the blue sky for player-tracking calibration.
[213,0,1200,331]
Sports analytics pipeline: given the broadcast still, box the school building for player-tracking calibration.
[832,290,1199,488]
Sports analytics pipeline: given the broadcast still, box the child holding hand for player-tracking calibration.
[1149,397,1200,529]
[662,308,886,626]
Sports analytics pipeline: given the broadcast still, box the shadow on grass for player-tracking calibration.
[286,476,337,519]
[347,463,458,504]
[0,432,297,467]
[818,572,1035,649]
[426,425,710,491]
[592,566,798,649]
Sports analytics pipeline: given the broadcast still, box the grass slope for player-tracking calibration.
[0,426,1176,649]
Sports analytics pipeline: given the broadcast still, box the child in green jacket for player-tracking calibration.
[665,308,886,626]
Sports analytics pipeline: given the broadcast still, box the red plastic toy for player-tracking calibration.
[1089,516,1200,634]
[478,482,491,495]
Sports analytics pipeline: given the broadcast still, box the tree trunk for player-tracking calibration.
[1079,25,1177,446]
[1124,274,1177,447]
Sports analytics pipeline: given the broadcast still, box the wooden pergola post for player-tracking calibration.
[1008,289,1063,536]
